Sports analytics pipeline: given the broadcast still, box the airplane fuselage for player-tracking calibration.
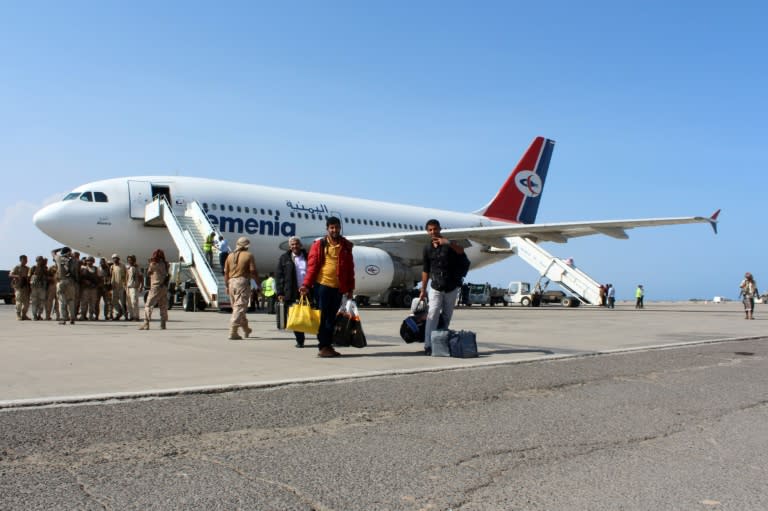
[34,176,510,294]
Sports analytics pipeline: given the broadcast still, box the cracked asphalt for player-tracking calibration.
[2,338,767,510]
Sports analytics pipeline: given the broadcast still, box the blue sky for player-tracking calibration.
[1,1,765,300]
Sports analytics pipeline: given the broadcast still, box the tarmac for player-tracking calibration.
[0,301,764,408]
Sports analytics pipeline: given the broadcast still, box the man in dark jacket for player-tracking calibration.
[418,219,468,355]
[276,236,309,348]
[301,216,355,358]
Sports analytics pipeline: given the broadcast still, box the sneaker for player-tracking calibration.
[424,348,432,356]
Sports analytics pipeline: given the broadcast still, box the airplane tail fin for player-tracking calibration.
[708,209,721,234]
[476,136,555,224]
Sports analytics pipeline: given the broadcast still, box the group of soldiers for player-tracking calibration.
[9,249,145,325]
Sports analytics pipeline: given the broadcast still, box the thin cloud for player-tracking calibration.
[0,194,66,269]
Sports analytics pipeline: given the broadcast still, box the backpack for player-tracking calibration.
[456,252,470,278]
[58,255,72,278]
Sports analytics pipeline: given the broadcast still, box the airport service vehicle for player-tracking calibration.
[33,136,719,312]
[504,281,580,307]
[466,283,507,306]
[0,270,14,304]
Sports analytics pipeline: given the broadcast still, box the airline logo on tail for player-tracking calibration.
[515,171,543,198]
[480,136,555,224]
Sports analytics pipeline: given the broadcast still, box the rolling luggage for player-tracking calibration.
[276,300,288,330]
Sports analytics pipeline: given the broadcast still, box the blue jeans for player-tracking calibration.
[425,286,460,349]
[313,284,343,349]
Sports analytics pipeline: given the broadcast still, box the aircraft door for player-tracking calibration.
[171,194,186,215]
[128,180,153,219]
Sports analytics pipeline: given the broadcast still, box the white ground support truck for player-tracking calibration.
[504,280,580,307]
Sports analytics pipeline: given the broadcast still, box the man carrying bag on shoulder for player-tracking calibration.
[419,219,470,356]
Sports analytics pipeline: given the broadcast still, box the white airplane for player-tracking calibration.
[33,136,719,304]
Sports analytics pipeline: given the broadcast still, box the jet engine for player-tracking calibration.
[351,246,416,305]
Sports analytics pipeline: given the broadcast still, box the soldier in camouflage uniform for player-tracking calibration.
[224,237,258,340]
[72,251,82,318]
[98,258,113,320]
[10,255,31,320]
[110,254,127,320]
[139,249,170,330]
[45,257,59,321]
[28,256,49,320]
[125,255,143,321]
[79,256,100,320]
[53,247,78,325]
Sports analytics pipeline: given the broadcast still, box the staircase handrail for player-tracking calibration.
[181,230,218,303]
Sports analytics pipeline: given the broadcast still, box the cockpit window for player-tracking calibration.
[94,192,108,202]
[79,192,93,202]
[63,192,80,201]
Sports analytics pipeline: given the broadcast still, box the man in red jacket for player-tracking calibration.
[300,216,355,358]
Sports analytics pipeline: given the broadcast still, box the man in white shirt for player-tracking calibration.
[606,284,616,309]
[216,236,231,275]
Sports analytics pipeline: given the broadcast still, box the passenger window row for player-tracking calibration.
[203,203,276,217]
[201,202,419,231]
[343,217,419,231]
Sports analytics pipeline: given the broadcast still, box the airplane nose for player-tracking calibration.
[33,204,57,237]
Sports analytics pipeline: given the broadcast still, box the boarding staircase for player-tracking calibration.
[144,196,230,310]
[508,236,601,305]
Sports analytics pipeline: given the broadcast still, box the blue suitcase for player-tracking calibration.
[449,330,478,358]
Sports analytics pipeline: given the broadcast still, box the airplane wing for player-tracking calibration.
[346,210,720,250]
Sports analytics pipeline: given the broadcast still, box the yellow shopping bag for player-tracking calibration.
[286,296,321,334]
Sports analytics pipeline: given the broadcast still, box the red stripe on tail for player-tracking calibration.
[480,136,553,224]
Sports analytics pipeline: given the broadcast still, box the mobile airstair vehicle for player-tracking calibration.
[507,236,601,305]
[144,196,231,311]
